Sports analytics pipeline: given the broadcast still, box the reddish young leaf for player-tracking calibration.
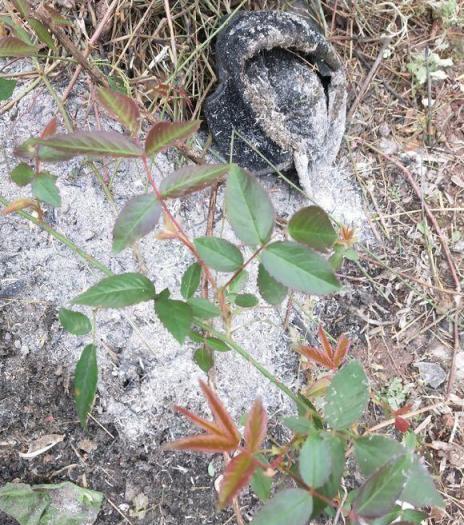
[394,404,412,416]
[0,198,42,217]
[0,36,38,57]
[40,117,58,139]
[333,334,350,367]
[97,87,140,136]
[244,399,268,453]
[218,452,258,508]
[166,380,241,454]
[394,416,410,433]
[174,405,223,436]
[164,434,238,453]
[318,326,334,359]
[199,380,241,445]
[297,345,335,370]
[145,120,201,156]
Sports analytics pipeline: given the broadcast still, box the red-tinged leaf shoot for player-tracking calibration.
[333,334,350,367]
[244,399,268,453]
[296,345,336,370]
[218,452,258,508]
[97,87,140,136]
[40,117,58,139]
[145,120,201,156]
[395,417,411,433]
[199,380,240,446]
[173,405,223,436]
[318,325,334,359]
[164,434,239,454]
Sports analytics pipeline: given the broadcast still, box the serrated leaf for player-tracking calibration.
[35,131,143,158]
[225,165,274,246]
[194,347,214,373]
[324,361,369,430]
[29,18,55,49]
[112,193,161,253]
[244,399,267,453]
[261,241,340,295]
[251,488,313,525]
[31,172,61,207]
[299,434,332,488]
[14,137,75,162]
[219,451,257,508]
[188,298,221,319]
[0,36,38,57]
[160,163,230,199]
[97,87,140,135]
[73,272,155,308]
[181,262,201,299]
[282,416,315,434]
[194,237,243,272]
[354,435,444,507]
[74,344,98,428]
[155,296,193,344]
[353,454,413,519]
[145,120,201,156]
[288,206,337,251]
[10,162,33,186]
[234,293,259,308]
[251,468,272,502]
[257,263,287,305]
[59,308,92,336]
[0,78,16,101]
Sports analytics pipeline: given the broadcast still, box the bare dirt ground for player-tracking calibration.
[1,1,464,524]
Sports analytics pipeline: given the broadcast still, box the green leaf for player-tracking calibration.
[145,120,201,156]
[188,298,221,320]
[401,460,444,507]
[227,270,248,294]
[35,131,143,158]
[97,87,140,135]
[0,482,103,525]
[28,18,55,49]
[288,206,337,251]
[353,454,413,519]
[160,164,230,199]
[155,296,193,344]
[0,78,16,100]
[234,293,259,308]
[257,263,287,305]
[205,337,230,352]
[261,241,340,295]
[324,361,369,430]
[251,469,272,502]
[112,193,161,253]
[282,416,315,435]
[354,435,444,508]
[225,165,274,246]
[58,308,92,336]
[31,172,61,207]
[194,347,214,373]
[73,273,155,308]
[181,262,201,299]
[251,488,313,525]
[74,344,98,428]
[299,434,332,488]
[12,0,30,17]
[194,237,243,272]
[0,36,38,57]
[10,162,33,186]
[329,244,345,271]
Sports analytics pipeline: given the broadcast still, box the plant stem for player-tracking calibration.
[0,194,302,410]
[198,322,308,413]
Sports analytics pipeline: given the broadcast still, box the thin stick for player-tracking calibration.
[62,0,121,102]
[347,36,392,122]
